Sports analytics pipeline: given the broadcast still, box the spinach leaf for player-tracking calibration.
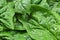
[0,0,60,40]
[15,0,31,14]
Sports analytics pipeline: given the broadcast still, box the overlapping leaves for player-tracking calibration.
[0,0,60,40]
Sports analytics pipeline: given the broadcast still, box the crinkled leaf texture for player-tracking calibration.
[0,0,60,40]
[0,3,15,29]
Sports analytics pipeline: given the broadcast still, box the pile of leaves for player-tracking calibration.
[0,0,60,40]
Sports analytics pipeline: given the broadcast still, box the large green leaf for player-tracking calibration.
[27,29,57,40]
